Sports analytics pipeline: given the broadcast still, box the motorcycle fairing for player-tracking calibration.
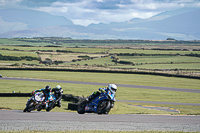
[49,94,56,101]
[107,90,116,101]
[34,92,45,103]
[85,92,109,112]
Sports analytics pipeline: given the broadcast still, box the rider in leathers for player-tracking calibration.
[33,85,51,109]
[52,85,63,107]
[86,84,117,102]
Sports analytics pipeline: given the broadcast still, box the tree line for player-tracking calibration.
[0,54,39,61]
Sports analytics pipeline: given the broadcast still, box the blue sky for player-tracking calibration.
[1,0,200,26]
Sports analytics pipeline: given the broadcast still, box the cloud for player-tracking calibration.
[0,0,22,8]
[1,0,200,26]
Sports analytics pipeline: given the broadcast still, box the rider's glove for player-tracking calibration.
[99,88,105,93]
[31,91,35,95]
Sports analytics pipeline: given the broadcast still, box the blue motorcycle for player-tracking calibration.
[77,89,116,114]
[46,93,57,112]
[37,93,57,112]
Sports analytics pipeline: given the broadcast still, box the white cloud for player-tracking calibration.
[2,0,200,26]
[0,0,22,7]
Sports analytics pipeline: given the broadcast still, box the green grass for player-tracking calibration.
[1,70,199,89]
[109,63,200,69]
[0,45,200,71]
[0,50,38,57]
[1,79,199,104]
[110,49,200,55]
[0,38,51,46]
[0,43,200,116]
[0,70,199,115]
[0,60,42,66]
[68,57,115,66]
[117,56,200,64]
[0,45,63,51]
[64,47,109,53]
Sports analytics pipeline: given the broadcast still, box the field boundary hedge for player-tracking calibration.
[0,67,200,79]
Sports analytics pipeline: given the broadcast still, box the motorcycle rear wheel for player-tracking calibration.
[77,100,86,114]
[97,100,111,114]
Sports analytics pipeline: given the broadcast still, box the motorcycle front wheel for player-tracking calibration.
[46,101,56,112]
[97,100,111,114]
[27,102,35,112]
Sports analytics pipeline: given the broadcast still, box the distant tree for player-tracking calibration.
[166,38,176,40]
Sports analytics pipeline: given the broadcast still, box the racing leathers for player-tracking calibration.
[34,88,51,109]
[87,87,107,102]
[52,87,63,107]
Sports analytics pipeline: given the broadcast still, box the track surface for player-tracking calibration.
[0,110,200,131]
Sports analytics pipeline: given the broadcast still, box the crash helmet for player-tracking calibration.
[55,85,62,89]
[45,85,51,92]
[108,84,117,94]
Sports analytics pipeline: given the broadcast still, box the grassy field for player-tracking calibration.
[109,63,200,69]
[0,45,200,72]
[0,43,200,74]
[0,70,199,115]
[0,50,38,57]
[1,70,200,89]
[0,39,200,115]
[110,48,200,55]
[116,56,200,64]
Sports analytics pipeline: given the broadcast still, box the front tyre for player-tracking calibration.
[97,100,111,114]
[23,107,27,112]
[77,100,86,114]
[27,102,35,112]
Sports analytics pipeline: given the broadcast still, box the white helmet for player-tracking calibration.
[108,84,117,94]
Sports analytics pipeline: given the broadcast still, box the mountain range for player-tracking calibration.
[0,8,199,40]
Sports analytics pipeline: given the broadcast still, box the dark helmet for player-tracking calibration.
[45,85,51,92]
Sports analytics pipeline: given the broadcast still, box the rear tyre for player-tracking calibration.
[77,100,86,114]
[97,100,111,114]
[37,104,43,111]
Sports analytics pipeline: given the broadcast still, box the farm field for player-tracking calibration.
[1,38,200,70]
[0,38,200,115]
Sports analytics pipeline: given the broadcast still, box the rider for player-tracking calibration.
[52,85,63,107]
[86,84,117,102]
[32,85,52,109]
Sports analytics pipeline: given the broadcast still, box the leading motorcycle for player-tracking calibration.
[77,89,116,114]
[23,92,45,112]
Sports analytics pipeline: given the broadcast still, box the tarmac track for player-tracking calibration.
[0,110,200,131]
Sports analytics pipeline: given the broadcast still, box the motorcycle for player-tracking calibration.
[77,89,116,114]
[35,93,57,112]
[23,92,45,112]
[45,93,57,112]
